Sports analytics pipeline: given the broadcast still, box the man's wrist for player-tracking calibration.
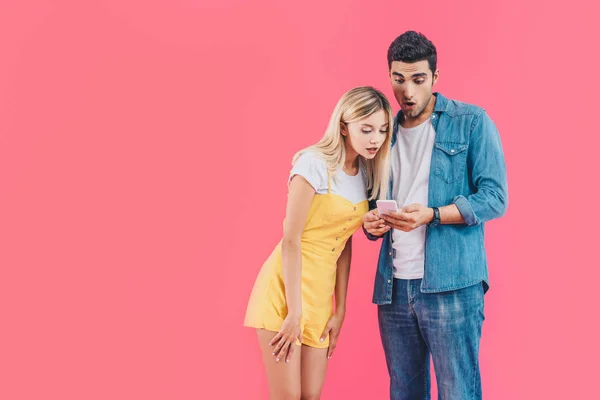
[429,207,441,226]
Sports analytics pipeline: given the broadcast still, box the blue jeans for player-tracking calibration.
[378,279,485,400]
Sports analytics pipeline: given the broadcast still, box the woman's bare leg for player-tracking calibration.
[256,329,302,400]
[300,345,329,400]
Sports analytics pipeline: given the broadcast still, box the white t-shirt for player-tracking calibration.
[391,119,436,279]
[289,151,367,204]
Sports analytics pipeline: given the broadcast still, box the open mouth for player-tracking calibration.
[404,101,416,108]
[367,147,379,154]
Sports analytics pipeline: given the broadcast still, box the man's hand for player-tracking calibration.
[381,203,434,232]
[362,209,391,237]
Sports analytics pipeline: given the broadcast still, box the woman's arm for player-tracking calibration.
[334,236,352,317]
[319,236,352,359]
[269,174,315,363]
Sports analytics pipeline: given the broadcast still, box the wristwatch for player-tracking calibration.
[429,207,440,227]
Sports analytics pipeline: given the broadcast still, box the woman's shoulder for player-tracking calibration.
[293,150,329,173]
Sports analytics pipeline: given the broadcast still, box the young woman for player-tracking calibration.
[244,86,393,399]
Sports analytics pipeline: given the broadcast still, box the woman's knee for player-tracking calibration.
[271,390,301,400]
[301,393,321,400]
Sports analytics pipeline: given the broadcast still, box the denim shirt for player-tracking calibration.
[366,93,508,304]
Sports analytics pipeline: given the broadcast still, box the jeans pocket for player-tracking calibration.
[432,141,468,183]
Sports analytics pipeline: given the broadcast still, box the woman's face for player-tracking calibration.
[343,109,389,160]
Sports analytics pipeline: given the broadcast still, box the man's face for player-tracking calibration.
[389,60,439,119]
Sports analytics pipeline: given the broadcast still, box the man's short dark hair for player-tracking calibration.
[387,31,437,73]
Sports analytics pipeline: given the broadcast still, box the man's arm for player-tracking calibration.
[453,111,508,226]
[381,110,508,231]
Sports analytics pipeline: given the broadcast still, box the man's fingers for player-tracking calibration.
[384,220,414,232]
[402,204,421,213]
[385,211,411,221]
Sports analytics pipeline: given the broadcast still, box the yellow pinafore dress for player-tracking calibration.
[244,172,369,348]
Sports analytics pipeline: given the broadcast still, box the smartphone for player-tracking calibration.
[376,200,399,215]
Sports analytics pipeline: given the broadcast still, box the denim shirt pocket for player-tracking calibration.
[432,142,468,184]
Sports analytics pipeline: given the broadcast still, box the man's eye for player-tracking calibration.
[416,80,425,84]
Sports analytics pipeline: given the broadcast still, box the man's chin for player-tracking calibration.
[404,107,425,119]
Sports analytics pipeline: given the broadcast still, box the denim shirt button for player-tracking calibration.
[387,279,391,283]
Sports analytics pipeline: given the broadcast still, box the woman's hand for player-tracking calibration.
[320,313,345,359]
[269,315,302,363]
[362,209,391,236]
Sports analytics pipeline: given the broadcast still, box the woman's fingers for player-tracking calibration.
[275,339,290,362]
[320,325,331,343]
[268,332,282,347]
[285,340,297,363]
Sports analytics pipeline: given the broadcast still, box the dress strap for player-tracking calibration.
[327,169,332,194]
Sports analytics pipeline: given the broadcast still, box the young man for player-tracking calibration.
[362,31,508,399]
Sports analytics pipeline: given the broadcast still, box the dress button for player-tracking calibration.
[336,237,339,240]
[332,248,335,251]
[348,218,351,221]
[353,207,356,211]
[343,228,347,231]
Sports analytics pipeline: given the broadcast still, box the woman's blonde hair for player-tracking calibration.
[292,86,392,200]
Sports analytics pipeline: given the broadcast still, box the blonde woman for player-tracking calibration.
[244,86,393,399]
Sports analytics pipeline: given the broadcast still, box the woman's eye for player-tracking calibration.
[362,129,372,134]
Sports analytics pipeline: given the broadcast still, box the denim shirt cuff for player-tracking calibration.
[363,226,383,241]
[453,195,478,226]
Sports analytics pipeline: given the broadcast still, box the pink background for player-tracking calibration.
[1,0,599,399]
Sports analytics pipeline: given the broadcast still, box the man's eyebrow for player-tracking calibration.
[391,72,428,78]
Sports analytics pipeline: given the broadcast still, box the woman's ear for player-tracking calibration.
[340,122,348,136]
